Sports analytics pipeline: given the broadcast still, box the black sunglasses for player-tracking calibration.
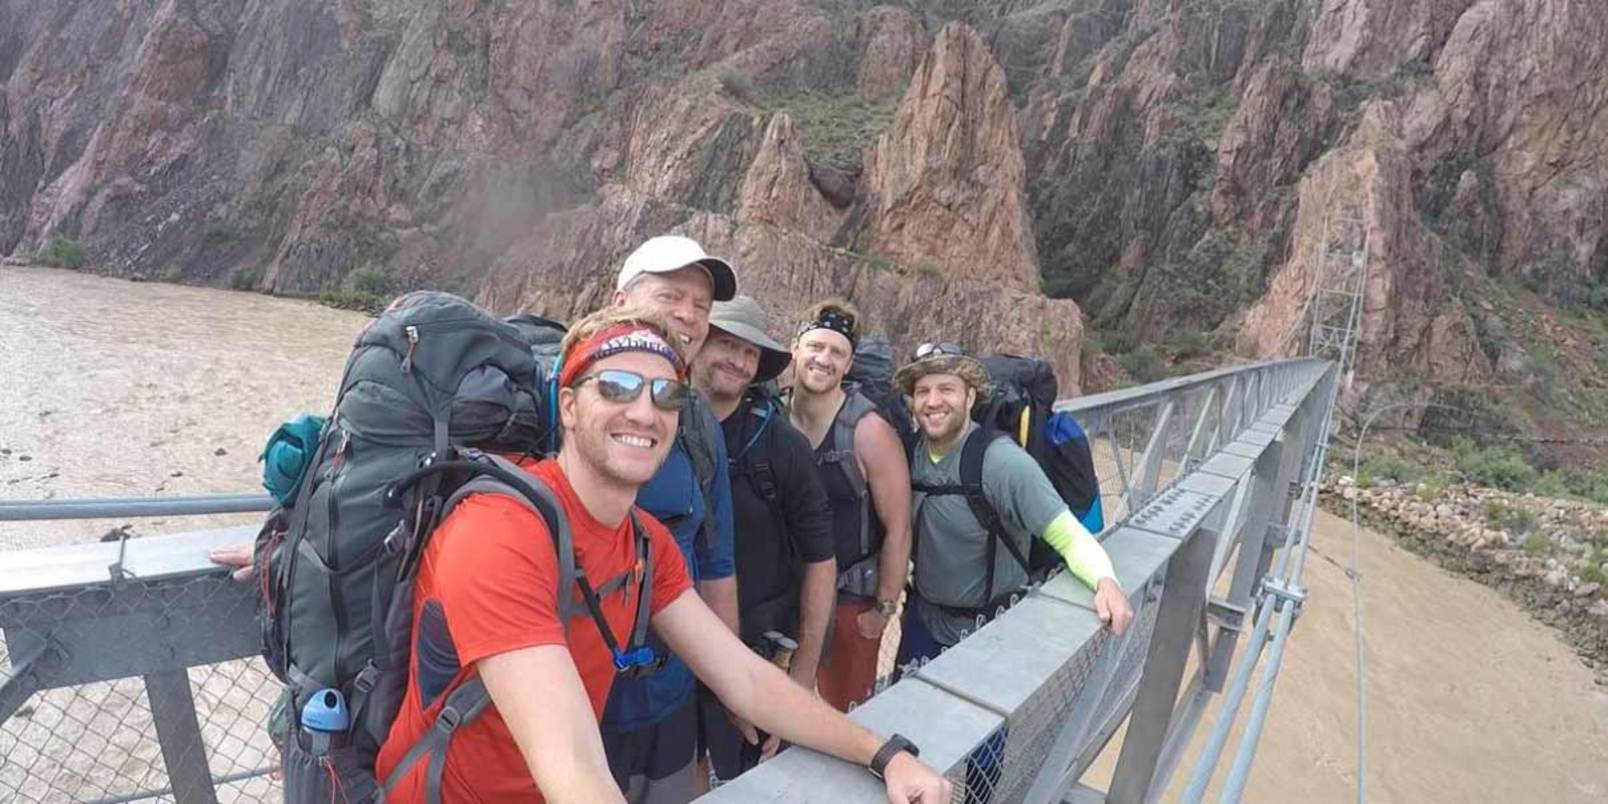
[914,341,966,359]
[573,369,691,412]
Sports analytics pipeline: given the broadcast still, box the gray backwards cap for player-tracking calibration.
[708,295,791,383]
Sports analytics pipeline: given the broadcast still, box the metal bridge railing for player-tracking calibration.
[0,358,1334,803]
[702,358,1333,803]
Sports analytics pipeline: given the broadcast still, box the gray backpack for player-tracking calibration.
[254,292,654,801]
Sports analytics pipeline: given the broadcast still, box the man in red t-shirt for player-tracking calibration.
[376,306,951,803]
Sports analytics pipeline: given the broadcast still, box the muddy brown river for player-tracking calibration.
[2,265,1605,801]
[0,265,366,550]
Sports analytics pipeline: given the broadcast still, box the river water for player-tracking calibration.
[2,266,1605,801]
[0,265,367,550]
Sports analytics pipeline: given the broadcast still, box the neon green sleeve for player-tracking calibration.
[1040,510,1116,590]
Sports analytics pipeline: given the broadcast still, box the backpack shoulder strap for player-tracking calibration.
[678,392,722,553]
[381,674,494,804]
[959,432,1032,576]
[625,511,653,651]
[823,390,878,498]
[436,455,583,627]
[951,429,1030,601]
[735,397,776,464]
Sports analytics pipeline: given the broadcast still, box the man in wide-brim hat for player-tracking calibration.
[691,295,838,783]
[892,339,1131,802]
[892,344,993,410]
[697,295,792,390]
[893,340,1131,653]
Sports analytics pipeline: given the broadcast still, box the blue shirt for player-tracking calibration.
[601,403,735,732]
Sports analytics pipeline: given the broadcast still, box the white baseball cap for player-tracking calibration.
[616,235,738,301]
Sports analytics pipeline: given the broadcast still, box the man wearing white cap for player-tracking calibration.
[602,235,745,803]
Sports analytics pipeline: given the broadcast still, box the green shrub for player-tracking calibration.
[762,90,899,171]
[159,264,184,283]
[1536,469,1576,498]
[319,262,394,314]
[1580,549,1607,587]
[348,263,391,297]
[1588,284,1608,312]
[229,267,261,291]
[1095,330,1138,355]
[33,238,86,270]
[1532,468,1608,505]
[1116,346,1167,384]
[1588,476,1608,506]
[1449,436,1537,491]
[1523,533,1548,554]
[1413,472,1451,501]
[1484,500,1538,536]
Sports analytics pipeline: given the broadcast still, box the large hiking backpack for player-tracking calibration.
[845,337,917,455]
[253,293,657,801]
[909,354,1104,607]
[973,354,1104,548]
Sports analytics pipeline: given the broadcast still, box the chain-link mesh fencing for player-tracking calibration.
[1,571,282,802]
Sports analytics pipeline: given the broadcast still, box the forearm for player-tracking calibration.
[699,575,741,634]
[1041,510,1116,589]
[792,559,836,682]
[479,647,623,803]
[728,654,883,765]
[665,594,884,765]
[530,750,625,804]
[875,523,910,602]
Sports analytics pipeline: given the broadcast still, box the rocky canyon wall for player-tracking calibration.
[3,0,1605,418]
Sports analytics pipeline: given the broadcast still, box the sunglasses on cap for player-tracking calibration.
[914,341,966,359]
[572,369,691,412]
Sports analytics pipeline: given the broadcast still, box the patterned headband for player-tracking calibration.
[796,310,857,347]
[559,323,685,388]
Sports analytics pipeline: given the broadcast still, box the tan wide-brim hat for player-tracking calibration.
[894,354,992,401]
[708,295,791,383]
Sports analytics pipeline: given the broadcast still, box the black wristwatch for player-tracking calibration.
[869,733,920,779]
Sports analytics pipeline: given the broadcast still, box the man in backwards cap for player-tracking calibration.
[691,295,836,782]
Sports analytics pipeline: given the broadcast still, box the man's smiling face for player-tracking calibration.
[616,267,714,358]
[560,350,680,487]
[693,328,760,401]
[792,328,852,394]
[911,372,975,444]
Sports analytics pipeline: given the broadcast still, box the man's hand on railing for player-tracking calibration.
[208,543,256,582]
[881,751,950,802]
[1094,578,1134,635]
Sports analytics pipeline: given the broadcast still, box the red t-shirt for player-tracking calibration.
[375,457,693,802]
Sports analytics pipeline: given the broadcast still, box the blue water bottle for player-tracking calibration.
[300,688,350,756]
